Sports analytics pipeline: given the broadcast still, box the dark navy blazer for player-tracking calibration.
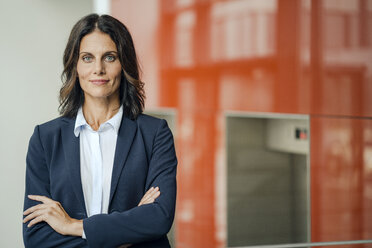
[23,114,177,248]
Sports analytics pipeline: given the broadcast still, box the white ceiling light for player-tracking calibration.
[93,0,111,15]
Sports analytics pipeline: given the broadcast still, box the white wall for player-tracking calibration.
[0,1,92,246]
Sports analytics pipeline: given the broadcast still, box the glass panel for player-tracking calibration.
[210,0,277,61]
[311,117,372,242]
[313,0,372,116]
[174,10,195,67]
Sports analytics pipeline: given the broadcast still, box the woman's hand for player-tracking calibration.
[138,187,160,206]
[23,195,83,236]
[117,187,160,248]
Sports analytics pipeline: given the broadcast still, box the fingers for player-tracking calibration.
[23,203,50,227]
[23,196,61,227]
[24,209,48,227]
[23,208,44,224]
[23,197,76,235]
[24,196,59,216]
[138,187,161,206]
[23,203,45,216]
[138,187,154,206]
[139,187,156,205]
[142,187,159,203]
[147,191,160,204]
[28,215,45,227]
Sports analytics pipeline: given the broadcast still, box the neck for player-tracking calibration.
[82,95,120,131]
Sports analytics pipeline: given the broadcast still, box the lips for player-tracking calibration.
[90,79,109,86]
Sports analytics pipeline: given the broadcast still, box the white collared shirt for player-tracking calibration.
[74,105,123,226]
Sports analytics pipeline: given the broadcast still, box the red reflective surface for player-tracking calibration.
[311,117,372,242]
[111,0,372,247]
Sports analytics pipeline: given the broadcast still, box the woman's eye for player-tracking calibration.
[105,55,116,62]
[82,56,93,62]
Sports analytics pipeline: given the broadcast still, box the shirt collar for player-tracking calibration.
[74,105,123,137]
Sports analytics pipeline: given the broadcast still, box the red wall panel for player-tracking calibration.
[311,116,372,241]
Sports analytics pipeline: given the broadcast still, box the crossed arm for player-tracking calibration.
[23,187,161,236]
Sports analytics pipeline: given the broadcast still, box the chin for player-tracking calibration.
[85,89,119,100]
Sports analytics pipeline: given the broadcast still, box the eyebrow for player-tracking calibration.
[79,51,118,55]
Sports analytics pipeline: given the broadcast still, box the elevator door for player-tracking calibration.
[227,114,309,246]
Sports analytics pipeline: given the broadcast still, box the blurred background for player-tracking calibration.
[1,0,372,247]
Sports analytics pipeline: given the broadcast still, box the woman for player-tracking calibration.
[22,14,177,248]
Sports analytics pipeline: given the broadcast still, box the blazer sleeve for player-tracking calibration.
[83,119,178,248]
[23,125,87,248]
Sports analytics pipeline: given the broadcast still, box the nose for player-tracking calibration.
[94,61,105,75]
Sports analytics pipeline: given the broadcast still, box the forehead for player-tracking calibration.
[79,30,117,52]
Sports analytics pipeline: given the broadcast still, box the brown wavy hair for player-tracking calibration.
[59,14,145,119]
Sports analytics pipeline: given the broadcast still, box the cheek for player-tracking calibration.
[76,63,90,79]
[110,65,122,82]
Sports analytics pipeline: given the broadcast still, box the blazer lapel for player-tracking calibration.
[109,116,137,204]
[61,118,87,216]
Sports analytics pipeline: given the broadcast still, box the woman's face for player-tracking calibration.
[77,30,122,102]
